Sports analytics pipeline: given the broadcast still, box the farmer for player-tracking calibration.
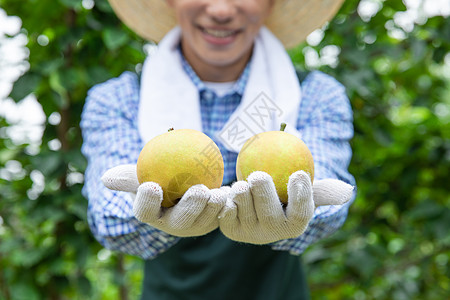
[81,0,356,299]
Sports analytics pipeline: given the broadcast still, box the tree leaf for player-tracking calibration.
[8,72,41,102]
[102,28,129,50]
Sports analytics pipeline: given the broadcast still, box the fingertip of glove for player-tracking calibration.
[219,185,232,193]
[312,179,355,206]
[289,170,311,185]
[342,183,355,202]
[321,179,354,194]
[101,164,140,192]
[138,181,163,196]
[185,184,211,199]
[187,184,209,193]
[231,180,250,195]
[247,171,272,186]
[101,172,122,191]
[287,171,312,200]
[101,173,112,189]
[101,167,117,187]
[208,188,227,207]
[210,187,227,197]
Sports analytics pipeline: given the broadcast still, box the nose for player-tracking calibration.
[205,0,236,24]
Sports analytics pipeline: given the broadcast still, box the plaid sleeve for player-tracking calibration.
[80,72,179,259]
[271,71,356,255]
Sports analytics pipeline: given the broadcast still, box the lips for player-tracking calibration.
[202,28,237,38]
[198,25,241,46]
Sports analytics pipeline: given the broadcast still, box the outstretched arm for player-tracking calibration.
[81,72,179,259]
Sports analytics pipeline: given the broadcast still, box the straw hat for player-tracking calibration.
[107,0,345,49]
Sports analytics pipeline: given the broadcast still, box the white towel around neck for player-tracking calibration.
[139,26,302,152]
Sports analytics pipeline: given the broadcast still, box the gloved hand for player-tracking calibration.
[101,164,227,237]
[218,171,354,245]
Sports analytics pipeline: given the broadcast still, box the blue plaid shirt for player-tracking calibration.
[81,60,355,259]
[179,54,249,185]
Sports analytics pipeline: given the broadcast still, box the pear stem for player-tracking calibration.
[280,123,287,131]
[168,127,174,132]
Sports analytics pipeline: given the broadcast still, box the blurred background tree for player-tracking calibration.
[0,0,448,299]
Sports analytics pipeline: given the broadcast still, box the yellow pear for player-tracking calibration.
[236,123,314,204]
[137,128,224,207]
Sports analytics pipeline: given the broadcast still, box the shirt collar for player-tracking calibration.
[179,47,249,97]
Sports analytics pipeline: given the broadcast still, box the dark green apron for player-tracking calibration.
[140,69,311,300]
[141,229,309,300]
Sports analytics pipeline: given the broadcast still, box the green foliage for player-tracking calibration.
[289,0,450,299]
[0,0,144,298]
[0,0,449,299]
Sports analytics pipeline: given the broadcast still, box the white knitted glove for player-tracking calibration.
[101,164,227,237]
[218,171,354,245]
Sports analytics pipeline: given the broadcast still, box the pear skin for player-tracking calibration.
[137,129,224,207]
[236,128,314,204]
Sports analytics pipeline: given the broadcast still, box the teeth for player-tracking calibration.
[203,28,235,38]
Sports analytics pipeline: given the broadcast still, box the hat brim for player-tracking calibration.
[108,0,345,49]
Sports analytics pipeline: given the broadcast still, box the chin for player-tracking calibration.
[202,47,248,66]
[205,55,239,67]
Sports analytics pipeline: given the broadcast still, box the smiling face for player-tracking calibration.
[167,0,274,81]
